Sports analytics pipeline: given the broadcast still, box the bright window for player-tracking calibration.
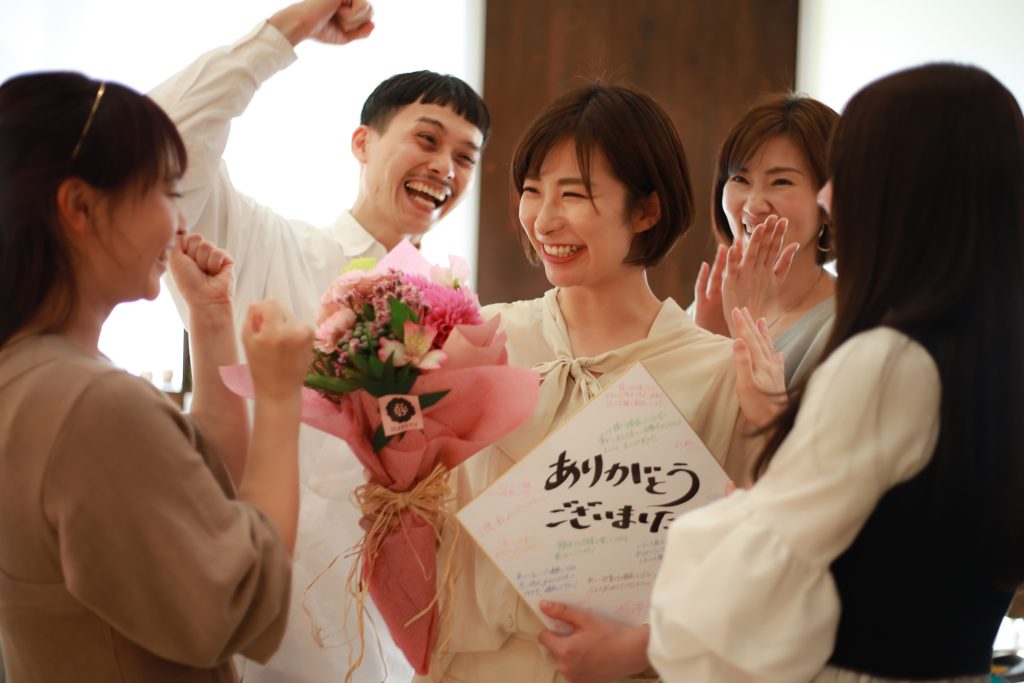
[0,0,483,392]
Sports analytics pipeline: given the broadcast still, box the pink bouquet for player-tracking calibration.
[222,242,538,677]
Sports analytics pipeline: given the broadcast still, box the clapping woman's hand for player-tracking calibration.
[722,216,799,336]
[693,244,730,336]
[731,307,787,428]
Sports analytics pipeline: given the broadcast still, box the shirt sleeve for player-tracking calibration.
[42,371,291,667]
[149,22,311,330]
[647,327,941,683]
[149,22,295,256]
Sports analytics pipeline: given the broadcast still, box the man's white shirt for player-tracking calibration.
[150,21,412,683]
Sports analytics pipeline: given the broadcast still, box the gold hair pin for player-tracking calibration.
[71,82,106,161]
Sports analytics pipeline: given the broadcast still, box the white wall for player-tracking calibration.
[0,0,484,389]
[798,0,1024,112]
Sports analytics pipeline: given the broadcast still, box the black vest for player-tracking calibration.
[827,326,1014,678]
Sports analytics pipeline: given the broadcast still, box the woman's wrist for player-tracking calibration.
[188,301,234,334]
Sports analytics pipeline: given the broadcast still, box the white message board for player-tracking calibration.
[456,362,730,628]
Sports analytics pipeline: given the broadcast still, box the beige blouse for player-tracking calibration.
[421,289,746,683]
[0,336,291,682]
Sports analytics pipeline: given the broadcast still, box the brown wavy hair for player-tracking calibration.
[712,93,839,263]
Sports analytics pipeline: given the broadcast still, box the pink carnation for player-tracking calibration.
[320,270,387,309]
[419,282,482,347]
[314,308,357,353]
[316,299,342,327]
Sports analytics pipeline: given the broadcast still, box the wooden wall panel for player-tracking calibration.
[477,0,798,307]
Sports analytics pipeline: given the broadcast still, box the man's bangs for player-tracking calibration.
[418,84,491,137]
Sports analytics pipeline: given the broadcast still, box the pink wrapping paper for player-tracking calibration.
[221,315,538,674]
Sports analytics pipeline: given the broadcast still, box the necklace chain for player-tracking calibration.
[766,268,824,329]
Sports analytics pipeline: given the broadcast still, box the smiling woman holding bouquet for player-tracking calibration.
[418,82,754,683]
[0,72,312,682]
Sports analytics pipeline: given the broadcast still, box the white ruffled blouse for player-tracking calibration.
[648,327,946,683]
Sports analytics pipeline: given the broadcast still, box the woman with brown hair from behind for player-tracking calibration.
[0,72,312,682]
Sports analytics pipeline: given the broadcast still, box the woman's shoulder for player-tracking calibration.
[815,326,938,392]
[481,291,551,330]
[650,299,736,357]
[2,336,179,427]
[2,336,123,399]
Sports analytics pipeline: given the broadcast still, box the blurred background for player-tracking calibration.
[1,0,1021,393]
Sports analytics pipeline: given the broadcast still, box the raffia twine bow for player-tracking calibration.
[330,463,459,682]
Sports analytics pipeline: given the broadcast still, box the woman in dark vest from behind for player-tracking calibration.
[647,62,1024,682]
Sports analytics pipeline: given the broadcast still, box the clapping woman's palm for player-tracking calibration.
[731,307,787,427]
[722,216,799,336]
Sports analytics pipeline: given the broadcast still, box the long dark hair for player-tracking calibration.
[757,63,1024,580]
[0,72,186,346]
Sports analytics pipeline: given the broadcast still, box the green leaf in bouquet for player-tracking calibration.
[388,298,419,338]
[348,350,372,376]
[394,364,416,394]
[418,389,450,409]
[363,303,375,321]
[359,378,393,397]
[375,359,415,395]
[368,351,385,379]
[371,425,393,452]
[304,373,358,394]
[377,350,405,389]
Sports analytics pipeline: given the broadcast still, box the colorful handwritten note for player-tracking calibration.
[456,362,730,628]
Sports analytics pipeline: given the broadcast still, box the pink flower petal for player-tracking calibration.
[413,350,447,371]
[379,339,410,366]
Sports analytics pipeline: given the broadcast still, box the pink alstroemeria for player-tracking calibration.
[378,322,447,370]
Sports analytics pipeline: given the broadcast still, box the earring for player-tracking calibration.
[817,225,833,254]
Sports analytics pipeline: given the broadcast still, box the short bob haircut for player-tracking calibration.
[0,72,187,346]
[360,70,492,146]
[510,81,694,268]
[711,93,839,264]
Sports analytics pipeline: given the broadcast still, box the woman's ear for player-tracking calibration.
[55,178,97,237]
[632,191,661,233]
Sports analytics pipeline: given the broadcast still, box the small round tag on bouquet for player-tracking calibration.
[378,394,425,436]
